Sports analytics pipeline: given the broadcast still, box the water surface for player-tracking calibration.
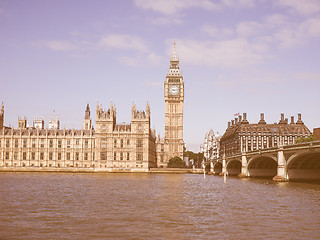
[0,173,319,239]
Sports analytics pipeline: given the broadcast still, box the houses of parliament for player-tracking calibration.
[0,44,185,172]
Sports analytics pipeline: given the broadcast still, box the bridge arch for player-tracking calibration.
[226,160,241,176]
[247,155,277,178]
[286,150,320,181]
[213,162,222,175]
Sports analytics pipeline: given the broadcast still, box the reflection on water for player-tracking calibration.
[0,173,319,239]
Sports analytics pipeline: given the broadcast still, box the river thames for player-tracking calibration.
[0,173,319,239]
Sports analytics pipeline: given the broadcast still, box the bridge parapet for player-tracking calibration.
[214,141,320,181]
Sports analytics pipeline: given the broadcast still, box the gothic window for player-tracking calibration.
[84,140,88,148]
[114,139,117,147]
[114,152,117,160]
[127,152,130,161]
[67,140,71,148]
[49,152,53,160]
[31,152,35,160]
[58,140,62,148]
[49,139,53,148]
[6,139,10,148]
[75,152,79,161]
[5,152,9,160]
[121,139,124,148]
[15,139,19,148]
[137,139,143,148]
[66,153,70,160]
[58,153,61,160]
[127,139,130,146]
[32,139,36,148]
[76,139,80,146]
[138,124,142,132]
[120,152,123,161]
[23,139,27,148]
[41,139,45,148]
[136,153,143,161]
[84,153,88,161]
[23,152,27,160]
[101,139,107,148]
[40,152,44,160]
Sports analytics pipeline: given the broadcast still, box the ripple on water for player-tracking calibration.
[0,173,320,239]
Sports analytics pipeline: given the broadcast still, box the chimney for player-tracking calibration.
[242,113,249,124]
[239,115,242,122]
[258,113,266,124]
[290,116,295,124]
[235,118,238,124]
[231,120,235,126]
[228,122,231,128]
[285,118,288,124]
[279,113,285,124]
[296,113,303,124]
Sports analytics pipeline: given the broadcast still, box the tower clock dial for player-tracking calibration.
[169,85,179,95]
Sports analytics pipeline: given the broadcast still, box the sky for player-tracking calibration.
[1,0,320,152]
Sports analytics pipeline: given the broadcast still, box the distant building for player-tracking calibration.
[200,129,220,161]
[314,128,320,141]
[220,113,311,157]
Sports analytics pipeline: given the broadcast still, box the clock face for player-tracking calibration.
[169,85,179,95]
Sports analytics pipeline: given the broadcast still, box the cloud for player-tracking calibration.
[274,0,320,16]
[151,16,184,25]
[134,0,219,15]
[171,38,268,68]
[202,25,234,38]
[236,21,266,37]
[100,34,148,52]
[34,40,78,51]
[221,0,255,8]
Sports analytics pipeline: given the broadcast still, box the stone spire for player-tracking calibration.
[146,102,150,117]
[170,40,179,62]
[85,104,90,119]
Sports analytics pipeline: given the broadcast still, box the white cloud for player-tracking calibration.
[236,21,266,37]
[221,0,255,8]
[134,0,219,15]
[274,0,320,16]
[202,25,234,38]
[118,52,163,67]
[100,34,148,52]
[36,40,78,51]
[151,16,184,25]
[170,38,268,68]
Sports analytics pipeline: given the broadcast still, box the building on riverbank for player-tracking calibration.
[0,102,157,172]
[220,113,311,157]
[200,129,220,161]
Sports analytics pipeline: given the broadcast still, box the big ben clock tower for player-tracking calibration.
[164,41,184,161]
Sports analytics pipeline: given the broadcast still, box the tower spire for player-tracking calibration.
[170,40,179,62]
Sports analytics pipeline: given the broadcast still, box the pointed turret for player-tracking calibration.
[146,102,150,118]
[0,102,4,129]
[83,104,92,130]
[85,104,90,119]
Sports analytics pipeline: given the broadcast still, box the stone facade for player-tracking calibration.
[156,42,184,167]
[220,113,311,157]
[200,129,220,161]
[0,102,156,172]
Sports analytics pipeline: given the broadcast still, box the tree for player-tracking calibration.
[296,135,317,143]
[167,157,186,168]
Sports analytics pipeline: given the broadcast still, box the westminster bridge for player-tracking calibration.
[212,141,320,181]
